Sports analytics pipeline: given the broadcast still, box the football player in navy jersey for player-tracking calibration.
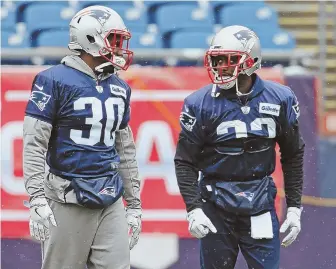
[23,6,141,269]
[174,25,305,269]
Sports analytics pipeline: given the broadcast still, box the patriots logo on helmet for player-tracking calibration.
[235,191,254,202]
[29,91,51,111]
[98,187,116,197]
[75,9,112,25]
[180,112,197,132]
[234,30,256,47]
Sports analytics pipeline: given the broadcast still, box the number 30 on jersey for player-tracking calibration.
[70,97,125,146]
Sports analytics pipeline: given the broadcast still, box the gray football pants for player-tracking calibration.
[41,198,130,269]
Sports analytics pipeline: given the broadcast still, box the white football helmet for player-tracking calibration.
[68,5,133,72]
[204,25,262,96]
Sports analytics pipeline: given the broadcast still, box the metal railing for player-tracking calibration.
[1,47,315,67]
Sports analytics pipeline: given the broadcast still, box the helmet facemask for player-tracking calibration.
[204,50,255,91]
[96,29,133,73]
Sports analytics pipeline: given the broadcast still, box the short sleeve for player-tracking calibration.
[25,73,58,124]
[179,98,205,146]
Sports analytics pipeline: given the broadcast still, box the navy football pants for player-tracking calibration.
[200,201,280,269]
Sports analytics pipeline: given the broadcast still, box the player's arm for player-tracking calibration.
[23,73,57,201]
[115,125,141,210]
[277,91,305,247]
[175,100,217,238]
[174,99,205,212]
[23,116,53,200]
[115,84,141,250]
[277,93,305,209]
[116,84,141,210]
[23,73,58,241]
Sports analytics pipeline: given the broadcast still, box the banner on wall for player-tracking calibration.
[1,66,285,238]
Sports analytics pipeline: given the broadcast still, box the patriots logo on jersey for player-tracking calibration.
[234,30,256,47]
[292,102,300,119]
[98,187,116,197]
[235,191,254,202]
[180,112,197,132]
[29,91,51,111]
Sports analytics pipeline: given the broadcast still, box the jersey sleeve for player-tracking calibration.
[277,89,302,146]
[174,97,205,212]
[25,73,58,124]
[284,90,300,126]
[277,89,305,208]
[119,85,131,130]
[179,98,205,145]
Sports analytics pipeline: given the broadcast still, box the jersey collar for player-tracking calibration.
[216,74,265,101]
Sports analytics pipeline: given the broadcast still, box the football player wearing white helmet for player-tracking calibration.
[204,25,262,97]
[175,25,304,269]
[23,5,141,269]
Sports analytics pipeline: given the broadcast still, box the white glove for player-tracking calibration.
[27,197,57,241]
[126,208,142,250]
[187,208,217,239]
[280,207,302,247]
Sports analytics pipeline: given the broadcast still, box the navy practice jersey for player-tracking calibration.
[177,75,301,181]
[25,64,131,178]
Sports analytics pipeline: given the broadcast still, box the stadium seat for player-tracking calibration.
[154,2,215,33]
[1,29,15,48]
[142,0,169,7]
[259,30,296,50]
[1,29,29,48]
[130,32,162,49]
[1,0,26,9]
[35,29,69,47]
[170,29,214,49]
[23,2,72,33]
[1,8,16,29]
[105,3,148,30]
[212,0,265,8]
[80,1,133,9]
[127,24,148,34]
[219,4,279,29]
[234,24,278,37]
[73,1,148,32]
[0,1,296,55]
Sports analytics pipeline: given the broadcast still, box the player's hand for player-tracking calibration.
[126,208,142,250]
[187,208,217,238]
[26,197,57,241]
[280,207,302,247]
